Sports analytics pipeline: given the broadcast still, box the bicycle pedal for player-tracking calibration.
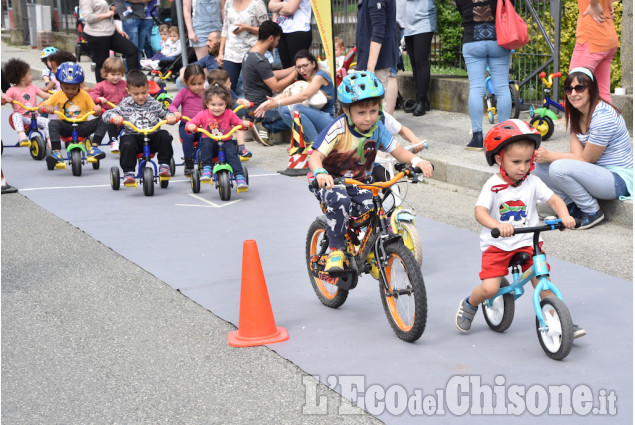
[236,186,249,194]
[110,150,120,155]
[124,181,138,188]
[87,157,97,163]
[55,162,67,169]
[19,141,32,147]
[239,156,250,162]
[159,176,170,182]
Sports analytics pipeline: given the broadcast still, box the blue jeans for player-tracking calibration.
[260,109,290,134]
[178,122,196,159]
[122,19,142,62]
[139,19,154,59]
[223,61,242,94]
[199,138,244,176]
[534,161,626,214]
[279,104,334,143]
[462,40,511,133]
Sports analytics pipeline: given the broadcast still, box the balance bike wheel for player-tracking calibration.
[142,167,154,196]
[509,82,521,119]
[482,277,515,332]
[71,149,82,176]
[530,116,554,141]
[305,219,349,308]
[536,296,573,360]
[378,242,427,342]
[218,171,231,201]
[110,167,120,190]
[30,134,47,160]
[191,169,201,193]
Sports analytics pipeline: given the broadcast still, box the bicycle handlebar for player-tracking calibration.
[151,69,172,80]
[178,104,253,123]
[491,218,581,238]
[112,119,168,134]
[310,166,421,191]
[538,71,562,89]
[3,100,45,111]
[191,123,252,140]
[53,110,96,122]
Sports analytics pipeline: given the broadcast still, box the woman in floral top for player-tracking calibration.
[218,0,269,93]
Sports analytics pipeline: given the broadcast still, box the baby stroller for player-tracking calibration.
[74,6,93,62]
[145,47,197,82]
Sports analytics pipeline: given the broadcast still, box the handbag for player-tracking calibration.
[495,0,529,50]
[282,81,328,110]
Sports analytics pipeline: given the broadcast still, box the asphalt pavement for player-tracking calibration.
[1,41,633,424]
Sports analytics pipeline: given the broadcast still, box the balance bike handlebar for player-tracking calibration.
[491,217,581,238]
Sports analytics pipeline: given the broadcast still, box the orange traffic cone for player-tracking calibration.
[1,169,18,194]
[279,111,310,176]
[228,240,289,347]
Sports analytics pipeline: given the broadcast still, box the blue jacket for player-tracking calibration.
[356,0,399,72]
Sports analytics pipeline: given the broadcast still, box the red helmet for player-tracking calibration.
[484,119,541,166]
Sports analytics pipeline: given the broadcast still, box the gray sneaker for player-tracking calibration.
[573,324,587,339]
[455,298,478,332]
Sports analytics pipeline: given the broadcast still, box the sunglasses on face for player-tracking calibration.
[564,84,587,95]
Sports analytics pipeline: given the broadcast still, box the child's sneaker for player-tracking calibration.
[88,146,106,160]
[236,174,248,192]
[238,145,252,159]
[123,172,136,185]
[455,298,478,332]
[184,158,194,176]
[46,151,64,168]
[200,166,212,182]
[159,164,171,178]
[110,139,120,153]
[325,250,345,273]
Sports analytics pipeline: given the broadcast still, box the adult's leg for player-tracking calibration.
[83,33,112,83]
[412,32,433,103]
[569,42,617,103]
[110,31,140,72]
[486,41,512,122]
[122,18,140,58]
[547,159,620,213]
[277,34,292,69]
[139,18,154,61]
[462,41,488,133]
[223,61,242,93]
[404,36,419,95]
[282,104,333,143]
[262,109,291,133]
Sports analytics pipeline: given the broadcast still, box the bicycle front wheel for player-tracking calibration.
[378,243,427,342]
[305,220,349,308]
[536,296,573,360]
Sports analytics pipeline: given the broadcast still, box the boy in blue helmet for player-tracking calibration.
[41,62,106,168]
[308,71,434,273]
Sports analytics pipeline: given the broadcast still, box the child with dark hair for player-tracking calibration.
[185,85,251,190]
[1,58,52,146]
[169,63,206,175]
[102,70,178,185]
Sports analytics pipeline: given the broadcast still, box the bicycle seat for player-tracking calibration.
[508,252,530,269]
[61,136,86,143]
[148,80,161,96]
[136,153,156,159]
[8,113,16,130]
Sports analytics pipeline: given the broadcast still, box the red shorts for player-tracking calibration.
[479,243,549,280]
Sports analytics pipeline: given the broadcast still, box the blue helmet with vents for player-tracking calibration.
[55,62,85,84]
[337,71,384,105]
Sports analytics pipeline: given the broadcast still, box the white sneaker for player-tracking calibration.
[110,140,120,152]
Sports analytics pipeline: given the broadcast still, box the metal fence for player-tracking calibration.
[309,0,563,106]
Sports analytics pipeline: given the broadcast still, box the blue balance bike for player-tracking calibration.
[530,71,564,141]
[109,119,175,196]
[189,123,251,201]
[50,110,99,176]
[483,217,580,360]
[484,66,530,124]
[1,100,47,160]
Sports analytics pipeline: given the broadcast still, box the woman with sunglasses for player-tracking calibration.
[533,67,632,229]
[253,49,334,145]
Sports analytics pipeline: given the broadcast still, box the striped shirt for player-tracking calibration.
[578,101,633,168]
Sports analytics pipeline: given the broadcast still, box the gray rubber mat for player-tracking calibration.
[1,131,631,424]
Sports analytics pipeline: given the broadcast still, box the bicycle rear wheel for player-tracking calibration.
[378,242,427,342]
[482,277,515,332]
[305,220,349,308]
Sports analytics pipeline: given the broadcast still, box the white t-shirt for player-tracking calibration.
[275,0,312,33]
[475,174,553,252]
